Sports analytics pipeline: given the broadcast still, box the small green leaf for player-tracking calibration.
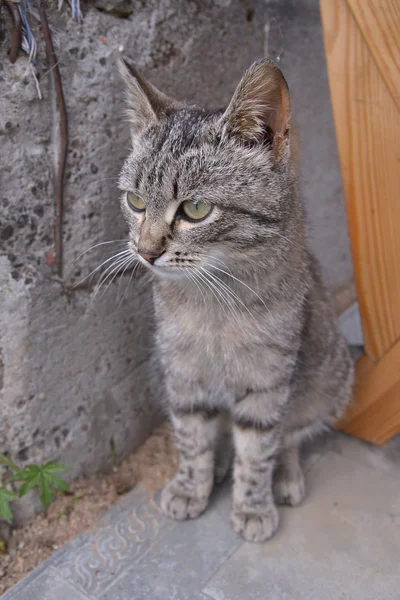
[13,465,40,481]
[48,474,69,493]
[39,475,52,509]
[0,487,17,524]
[10,461,69,511]
[18,473,41,498]
[0,453,21,473]
[42,461,69,474]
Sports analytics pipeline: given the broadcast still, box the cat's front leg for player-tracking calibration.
[231,393,285,543]
[161,409,219,520]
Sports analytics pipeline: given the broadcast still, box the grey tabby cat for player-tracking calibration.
[118,58,354,543]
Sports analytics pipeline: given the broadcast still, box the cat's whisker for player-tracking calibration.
[204,260,268,309]
[120,262,153,308]
[119,261,139,308]
[265,230,294,246]
[112,256,138,298]
[192,267,231,323]
[92,254,132,298]
[205,255,234,271]
[200,267,254,320]
[199,261,262,332]
[89,176,120,186]
[72,248,131,289]
[199,267,239,310]
[117,255,137,300]
[91,262,131,303]
[91,253,133,301]
[185,268,207,306]
[193,268,246,336]
[117,259,141,308]
[206,256,278,293]
[97,255,133,297]
[97,256,137,301]
[72,240,128,266]
[200,269,252,339]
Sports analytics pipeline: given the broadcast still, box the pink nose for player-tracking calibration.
[138,250,162,265]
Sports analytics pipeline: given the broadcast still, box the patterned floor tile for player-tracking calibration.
[52,489,175,597]
[99,483,242,600]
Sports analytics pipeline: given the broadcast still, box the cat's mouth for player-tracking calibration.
[147,262,198,281]
[136,248,232,279]
[138,251,198,269]
[136,252,197,277]
[137,253,235,290]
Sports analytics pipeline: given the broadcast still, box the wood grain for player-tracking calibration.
[321,0,400,443]
[320,0,400,360]
[346,0,400,111]
[338,341,400,444]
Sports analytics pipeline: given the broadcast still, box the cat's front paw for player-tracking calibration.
[160,481,209,521]
[231,505,279,543]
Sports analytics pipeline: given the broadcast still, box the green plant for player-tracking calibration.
[0,454,69,524]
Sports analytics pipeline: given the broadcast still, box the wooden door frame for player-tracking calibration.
[320,0,400,444]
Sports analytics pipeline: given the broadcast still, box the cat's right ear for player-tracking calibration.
[118,59,180,137]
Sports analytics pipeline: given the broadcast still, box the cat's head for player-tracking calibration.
[118,59,295,279]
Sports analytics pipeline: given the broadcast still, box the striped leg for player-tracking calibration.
[274,445,305,506]
[161,410,219,520]
[231,419,281,542]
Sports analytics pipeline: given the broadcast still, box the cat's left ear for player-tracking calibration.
[119,59,181,137]
[220,59,290,158]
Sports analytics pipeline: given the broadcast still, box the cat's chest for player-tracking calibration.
[156,304,287,388]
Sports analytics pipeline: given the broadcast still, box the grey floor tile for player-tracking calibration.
[99,483,242,600]
[204,452,400,600]
[331,431,400,480]
[1,567,91,600]
[304,430,400,481]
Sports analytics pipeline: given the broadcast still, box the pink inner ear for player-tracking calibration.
[223,61,291,147]
[265,82,290,138]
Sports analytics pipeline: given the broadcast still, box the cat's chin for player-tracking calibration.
[151,265,189,281]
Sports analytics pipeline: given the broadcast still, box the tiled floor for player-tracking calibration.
[3,430,400,600]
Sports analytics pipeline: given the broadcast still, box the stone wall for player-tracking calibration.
[0,0,353,520]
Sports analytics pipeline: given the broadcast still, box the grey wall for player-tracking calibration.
[0,0,353,518]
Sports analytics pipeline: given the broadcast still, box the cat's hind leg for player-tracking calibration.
[273,445,305,507]
[215,412,233,483]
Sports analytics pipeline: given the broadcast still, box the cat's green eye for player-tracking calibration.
[181,200,212,222]
[127,192,146,212]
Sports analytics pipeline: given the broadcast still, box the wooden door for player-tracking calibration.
[320,0,400,444]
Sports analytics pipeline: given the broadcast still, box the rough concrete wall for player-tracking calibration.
[0,0,353,520]
[0,0,270,519]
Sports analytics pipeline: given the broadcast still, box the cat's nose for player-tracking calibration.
[138,250,163,265]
